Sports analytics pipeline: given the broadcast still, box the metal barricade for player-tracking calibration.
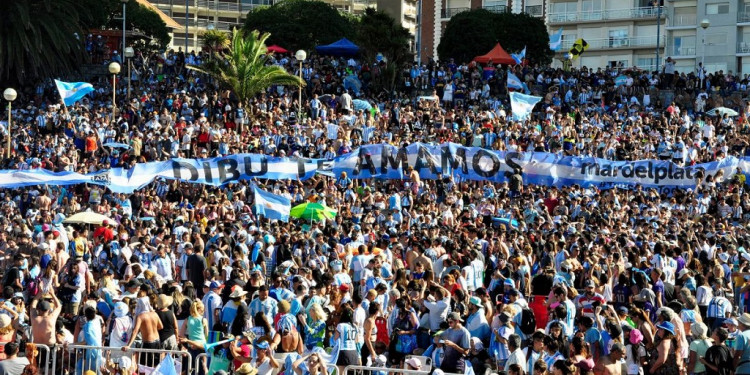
[51,344,192,375]
[194,352,208,375]
[342,365,430,375]
[24,343,52,375]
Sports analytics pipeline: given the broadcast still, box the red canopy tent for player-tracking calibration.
[267,45,289,54]
[473,43,515,65]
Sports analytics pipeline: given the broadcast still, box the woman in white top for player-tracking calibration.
[108,302,133,362]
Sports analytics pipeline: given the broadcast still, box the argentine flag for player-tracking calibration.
[510,91,542,121]
[54,80,94,106]
[549,28,563,51]
[511,46,526,65]
[253,185,291,222]
[507,72,531,94]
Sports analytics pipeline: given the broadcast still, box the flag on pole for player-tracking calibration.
[509,91,542,121]
[549,28,563,51]
[151,354,178,375]
[511,46,526,65]
[54,80,94,106]
[569,39,589,60]
[507,72,531,95]
[253,185,291,222]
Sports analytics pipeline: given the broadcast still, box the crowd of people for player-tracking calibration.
[0,43,748,375]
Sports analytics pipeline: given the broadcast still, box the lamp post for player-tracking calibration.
[124,47,135,100]
[109,62,121,120]
[3,89,16,159]
[295,49,307,118]
[701,19,710,90]
[121,0,128,53]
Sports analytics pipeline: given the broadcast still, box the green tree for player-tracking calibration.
[437,9,497,64]
[0,0,89,85]
[79,0,171,48]
[438,9,552,66]
[200,29,230,54]
[355,8,413,91]
[243,0,355,52]
[187,29,304,107]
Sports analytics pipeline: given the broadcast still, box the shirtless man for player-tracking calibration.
[30,288,61,345]
[122,297,163,368]
[603,342,625,375]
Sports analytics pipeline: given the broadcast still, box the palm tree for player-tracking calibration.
[0,0,89,85]
[200,29,230,54]
[188,29,304,107]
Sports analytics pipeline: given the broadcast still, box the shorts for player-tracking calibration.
[336,350,360,366]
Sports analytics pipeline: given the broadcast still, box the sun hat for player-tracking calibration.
[0,315,11,329]
[656,321,675,335]
[114,302,129,318]
[404,357,422,370]
[156,294,174,310]
[469,296,482,307]
[235,364,258,375]
[629,328,644,345]
[229,289,248,299]
[691,322,709,339]
[738,313,750,327]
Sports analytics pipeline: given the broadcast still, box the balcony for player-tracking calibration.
[548,7,662,24]
[195,0,241,12]
[667,14,696,28]
[559,36,664,50]
[740,12,750,24]
[671,45,696,57]
[483,5,508,14]
[525,5,543,17]
[738,42,750,54]
[441,7,469,19]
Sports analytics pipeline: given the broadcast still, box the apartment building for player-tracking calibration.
[150,0,372,52]
[377,0,419,51]
[545,0,666,71]
[418,0,546,63]
[666,0,750,75]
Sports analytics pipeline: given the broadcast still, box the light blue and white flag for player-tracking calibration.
[151,354,178,375]
[507,72,524,90]
[510,91,542,121]
[511,46,526,65]
[54,80,94,106]
[614,75,628,87]
[549,28,563,51]
[253,185,291,222]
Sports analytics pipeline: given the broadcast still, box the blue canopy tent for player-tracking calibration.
[315,38,360,57]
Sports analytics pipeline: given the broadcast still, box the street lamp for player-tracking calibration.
[121,0,128,53]
[109,62,121,120]
[124,47,135,100]
[701,19,710,90]
[295,49,306,118]
[3,88,16,159]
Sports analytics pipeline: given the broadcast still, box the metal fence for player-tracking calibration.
[342,365,431,375]
[51,344,192,375]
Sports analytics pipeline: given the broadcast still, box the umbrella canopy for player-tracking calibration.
[315,38,360,57]
[267,45,288,54]
[64,211,117,226]
[473,43,515,65]
[103,142,131,149]
[290,202,337,222]
[707,107,739,117]
[352,99,372,111]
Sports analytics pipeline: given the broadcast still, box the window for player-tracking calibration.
[609,29,629,47]
[581,0,602,12]
[706,3,729,14]
[551,2,577,14]
[671,35,696,56]
[637,58,658,71]
[607,60,628,70]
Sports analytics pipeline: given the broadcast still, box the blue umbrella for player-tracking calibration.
[352,99,372,112]
[343,75,362,95]
[492,217,519,228]
[103,142,131,149]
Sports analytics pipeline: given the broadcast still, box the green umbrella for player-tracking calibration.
[290,202,337,222]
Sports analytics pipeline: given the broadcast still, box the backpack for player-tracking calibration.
[27,274,41,297]
[519,307,537,335]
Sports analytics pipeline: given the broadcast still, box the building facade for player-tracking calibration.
[666,0,750,75]
[546,0,665,72]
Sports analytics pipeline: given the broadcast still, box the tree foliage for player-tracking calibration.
[0,0,89,85]
[243,0,355,52]
[187,29,304,107]
[200,29,230,54]
[438,9,553,66]
[79,0,171,48]
[355,8,412,91]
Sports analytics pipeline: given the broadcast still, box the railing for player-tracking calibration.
[738,42,750,54]
[484,5,508,14]
[740,12,750,23]
[525,4,543,16]
[672,46,697,56]
[343,365,432,375]
[52,344,192,375]
[441,7,469,18]
[668,14,697,27]
[196,0,242,12]
[560,36,664,50]
[548,6,662,23]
